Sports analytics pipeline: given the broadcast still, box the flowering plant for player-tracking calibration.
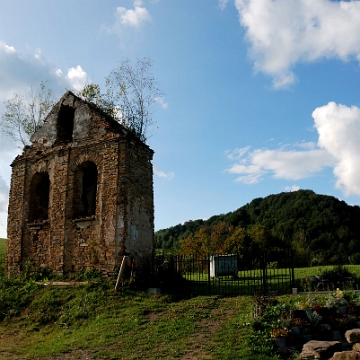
[291,317,310,328]
[335,288,344,298]
[270,327,288,338]
[326,288,348,309]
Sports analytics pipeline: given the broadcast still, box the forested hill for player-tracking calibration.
[155,190,360,266]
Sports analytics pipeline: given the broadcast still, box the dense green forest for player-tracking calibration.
[155,190,360,267]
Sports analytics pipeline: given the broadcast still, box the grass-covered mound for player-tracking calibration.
[0,256,283,359]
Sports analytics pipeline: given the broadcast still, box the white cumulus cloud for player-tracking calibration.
[107,0,152,36]
[234,0,360,88]
[66,65,88,92]
[313,102,360,196]
[285,185,300,192]
[227,102,360,198]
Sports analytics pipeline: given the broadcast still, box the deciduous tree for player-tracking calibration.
[104,57,163,142]
[1,81,54,146]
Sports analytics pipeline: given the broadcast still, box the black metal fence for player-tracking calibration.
[155,251,295,296]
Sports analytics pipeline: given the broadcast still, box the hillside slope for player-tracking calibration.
[155,190,360,266]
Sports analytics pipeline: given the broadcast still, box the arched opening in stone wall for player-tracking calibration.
[73,161,98,218]
[57,105,74,142]
[29,172,50,222]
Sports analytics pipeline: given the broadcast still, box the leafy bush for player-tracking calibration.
[321,265,357,289]
[325,288,348,309]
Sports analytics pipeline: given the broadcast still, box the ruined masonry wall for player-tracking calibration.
[6,160,26,274]
[120,140,154,264]
[6,91,154,276]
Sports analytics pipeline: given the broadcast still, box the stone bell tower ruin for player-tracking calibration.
[6,91,154,275]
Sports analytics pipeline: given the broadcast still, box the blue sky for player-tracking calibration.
[1,0,360,238]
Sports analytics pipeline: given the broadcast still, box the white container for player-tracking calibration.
[209,254,238,278]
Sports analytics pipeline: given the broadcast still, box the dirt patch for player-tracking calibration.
[179,303,238,359]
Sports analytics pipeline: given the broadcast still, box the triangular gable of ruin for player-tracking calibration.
[30,91,128,148]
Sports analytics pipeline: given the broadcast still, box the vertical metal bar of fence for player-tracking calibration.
[262,252,267,294]
[154,250,298,297]
[207,255,211,295]
[290,248,295,290]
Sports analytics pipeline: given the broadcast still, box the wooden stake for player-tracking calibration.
[115,256,128,291]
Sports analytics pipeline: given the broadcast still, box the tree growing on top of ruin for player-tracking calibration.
[80,57,163,142]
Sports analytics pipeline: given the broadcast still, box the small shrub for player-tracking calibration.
[245,330,277,355]
[321,265,356,289]
[325,288,348,309]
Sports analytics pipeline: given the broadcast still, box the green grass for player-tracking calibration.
[182,264,360,294]
[0,249,282,360]
[0,286,281,359]
[294,265,360,279]
[2,242,359,359]
[0,238,6,256]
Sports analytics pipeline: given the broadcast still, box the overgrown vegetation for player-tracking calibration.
[3,240,360,358]
[155,190,360,267]
[0,238,5,256]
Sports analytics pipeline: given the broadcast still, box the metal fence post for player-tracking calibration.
[261,252,267,295]
[208,255,211,295]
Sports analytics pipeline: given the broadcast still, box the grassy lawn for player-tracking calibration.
[0,286,282,359]
[2,240,359,359]
[0,248,285,360]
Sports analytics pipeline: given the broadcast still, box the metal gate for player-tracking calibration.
[155,251,295,296]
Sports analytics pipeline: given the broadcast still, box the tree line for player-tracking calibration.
[155,190,360,267]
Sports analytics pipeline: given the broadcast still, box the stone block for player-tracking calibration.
[301,340,342,359]
[346,330,360,344]
[331,351,360,360]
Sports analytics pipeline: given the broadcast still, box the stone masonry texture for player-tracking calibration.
[6,91,154,276]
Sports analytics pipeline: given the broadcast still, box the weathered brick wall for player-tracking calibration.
[64,139,119,273]
[122,140,154,264]
[6,91,154,276]
[6,159,27,274]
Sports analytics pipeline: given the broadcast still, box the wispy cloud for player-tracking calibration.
[154,166,174,180]
[155,97,168,110]
[234,0,360,88]
[226,102,360,197]
[219,0,230,10]
[226,146,335,184]
[0,174,9,213]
